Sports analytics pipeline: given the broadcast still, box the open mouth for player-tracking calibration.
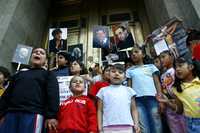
[33,56,41,60]
[113,77,120,80]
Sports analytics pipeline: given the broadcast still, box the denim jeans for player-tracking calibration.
[135,96,162,133]
[185,117,200,133]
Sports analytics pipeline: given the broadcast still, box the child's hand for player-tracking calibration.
[134,124,141,133]
[45,119,58,132]
[158,102,165,114]
[156,94,169,103]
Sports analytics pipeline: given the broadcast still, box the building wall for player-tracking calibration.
[143,0,200,30]
[0,0,50,71]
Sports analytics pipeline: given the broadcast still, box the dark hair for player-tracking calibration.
[186,30,200,46]
[0,66,10,79]
[70,60,88,75]
[159,50,175,66]
[94,63,100,68]
[131,46,153,64]
[102,65,112,74]
[52,28,62,37]
[174,58,199,93]
[117,26,126,31]
[110,64,125,72]
[58,52,71,61]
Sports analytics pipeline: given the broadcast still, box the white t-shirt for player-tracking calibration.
[96,85,136,127]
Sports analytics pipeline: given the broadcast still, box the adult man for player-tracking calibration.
[93,28,109,49]
[49,28,67,54]
[114,25,134,50]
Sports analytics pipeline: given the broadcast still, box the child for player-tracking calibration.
[0,48,59,133]
[186,29,200,61]
[153,56,163,73]
[70,60,88,76]
[97,64,140,133]
[89,65,111,98]
[126,46,163,133]
[53,51,71,76]
[157,57,200,133]
[56,76,98,133]
[159,51,186,133]
[0,66,10,97]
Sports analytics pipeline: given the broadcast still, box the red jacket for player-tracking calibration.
[89,81,110,97]
[57,96,98,133]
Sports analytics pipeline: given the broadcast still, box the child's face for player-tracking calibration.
[0,72,5,85]
[131,48,143,63]
[70,76,85,94]
[175,62,192,79]
[103,67,110,81]
[110,68,125,85]
[154,58,161,69]
[31,48,47,68]
[70,61,81,74]
[159,53,172,68]
[125,62,133,70]
[58,55,68,66]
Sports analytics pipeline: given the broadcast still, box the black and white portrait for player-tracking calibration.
[68,44,83,61]
[12,44,33,65]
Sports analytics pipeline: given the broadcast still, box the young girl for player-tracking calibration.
[56,76,98,133]
[157,57,200,133]
[89,65,111,98]
[0,48,59,133]
[97,64,140,133]
[159,51,186,133]
[126,46,163,133]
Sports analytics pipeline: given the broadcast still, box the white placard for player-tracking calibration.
[154,39,169,55]
[57,76,73,104]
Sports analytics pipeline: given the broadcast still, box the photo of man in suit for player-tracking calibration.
[93,26,110,49]
[114,23,134,50]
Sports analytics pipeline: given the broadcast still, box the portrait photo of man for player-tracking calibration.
[93,26,110,49]
[12,44,33,65]
[49,28,67,54]
[113,22,134,50]
[68,44,83,61]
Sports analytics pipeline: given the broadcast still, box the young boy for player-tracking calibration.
[53,51,70,76]
[97,64,140,133]
[56,76,97,133]
[0,48,59,133]
[0,66,10,97]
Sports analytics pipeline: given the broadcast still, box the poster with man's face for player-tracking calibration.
[68,44,83,61]
[12,44,33,65]
[93,26,110,49]
[49,28,68,54]
[112,22,134,50]
[49,28,67,40]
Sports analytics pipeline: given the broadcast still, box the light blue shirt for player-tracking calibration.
[126,64,159,97]
[96,85,136,127]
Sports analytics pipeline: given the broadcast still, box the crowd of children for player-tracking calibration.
[0,29,199,133]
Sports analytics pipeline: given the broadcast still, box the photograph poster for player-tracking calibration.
[93,26,110,49]
[12,44,33,65]
[49,28,68,54]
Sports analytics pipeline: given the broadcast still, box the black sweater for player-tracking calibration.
[0,68,59,119]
